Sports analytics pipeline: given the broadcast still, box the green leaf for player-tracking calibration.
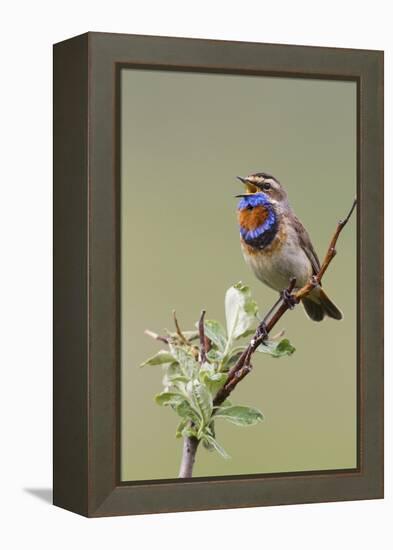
[201,424,216,451]
[225,282,258,345]
[202,438,215,451]
[207,420,215,438]
[162,363,188,387]
[175,400,200,424]
[276,339,296,355]
[199,363,228,394]
[182,426,198,439]
[193,381,213,427]
[140,350,175,367]
[222,345,246,370]
[206,373,228,394]
[184,380,213,436]
[214,405,264,426]
[198,361,215,379]
[202,434,230,459]
[203,319,227,352]
[175,400,193,417]
[155,391,183,407]
[206,348,223,363]
[256,338,296,358]
[169,344,199,378]
[175,419,188,438]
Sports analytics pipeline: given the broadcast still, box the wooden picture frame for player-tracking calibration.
[53,32,383,517]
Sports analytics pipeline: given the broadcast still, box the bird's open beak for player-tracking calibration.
[236,176,259,194]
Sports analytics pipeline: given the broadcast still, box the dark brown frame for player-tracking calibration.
[53,32,383,517]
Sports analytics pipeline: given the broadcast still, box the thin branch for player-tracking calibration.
[222,363,253,395]
[173,310,189,345]
[144,329,170,345]
[198,310,207,364]
[297,198,357,298]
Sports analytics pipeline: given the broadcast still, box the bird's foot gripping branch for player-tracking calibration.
[142,199,357,478]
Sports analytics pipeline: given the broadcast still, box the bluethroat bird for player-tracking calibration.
[236,172,343,322]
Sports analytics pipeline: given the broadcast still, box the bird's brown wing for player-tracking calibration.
[293,215,321,275]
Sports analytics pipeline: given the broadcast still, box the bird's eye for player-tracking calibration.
[247,204,253,210]
[262,182,271,190]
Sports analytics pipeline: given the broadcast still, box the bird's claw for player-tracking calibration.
[281,288,298,309]
[254,321,268,342]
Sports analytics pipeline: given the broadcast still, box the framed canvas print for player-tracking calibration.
[53,32,383,517]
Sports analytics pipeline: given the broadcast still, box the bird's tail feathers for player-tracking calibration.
[319,289,343,320]
[302,297,325,322]
[302,288,343,322]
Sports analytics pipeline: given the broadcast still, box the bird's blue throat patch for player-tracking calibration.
[237,193,278,249]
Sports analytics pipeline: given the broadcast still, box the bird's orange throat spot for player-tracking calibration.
[238,205,269,231]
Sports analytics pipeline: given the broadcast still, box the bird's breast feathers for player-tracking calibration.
[237,204,270,232]
[237,201,278,249]
[240,217,313,292]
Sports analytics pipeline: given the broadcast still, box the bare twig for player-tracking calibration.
[173,310,189,345]
[296,198,357,299]
[144,329,170,345]
[198,310,207,364]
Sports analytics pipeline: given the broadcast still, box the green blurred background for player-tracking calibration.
[120,69,357,481]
